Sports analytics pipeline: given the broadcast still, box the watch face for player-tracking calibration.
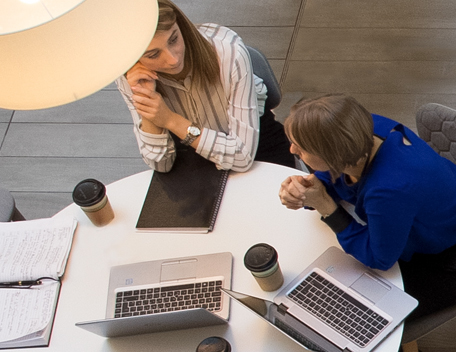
[188,125,201,137]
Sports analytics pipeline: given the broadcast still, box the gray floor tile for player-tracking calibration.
[231,27,295,59]
[0,124,139,157]
[12,192,74,220]
[103,82,118,90]
[175,0,302,26]
[275,91,456,133]
[351,93,456,132]
[0,123,7,145]
[292,28,456,61]
[12,90,131,124]
[0,109,13,123]
[269,60,286,85]
[283,61,456,94]
[0,157,149,192]
[274,92,306,123]
[302,0,456,28]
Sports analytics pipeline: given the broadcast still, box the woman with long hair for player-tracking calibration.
[116,0,294,172]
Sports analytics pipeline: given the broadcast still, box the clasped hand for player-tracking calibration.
[126,62,176,130]
[279,174,336,215]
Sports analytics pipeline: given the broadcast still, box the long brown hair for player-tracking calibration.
[285,94,374,179]
[156,0,220,89]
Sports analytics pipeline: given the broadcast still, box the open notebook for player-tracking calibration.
[0,217,77,349]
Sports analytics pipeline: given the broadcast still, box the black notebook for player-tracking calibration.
[136,148,229,233]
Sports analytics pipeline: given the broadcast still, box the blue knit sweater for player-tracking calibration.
[315,115,456,270]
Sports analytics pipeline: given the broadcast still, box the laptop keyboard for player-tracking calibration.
[114,279,223,318]
[288,272,390,348]
[274,318,326,352]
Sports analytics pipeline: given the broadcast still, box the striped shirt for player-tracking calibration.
[116,23,266,172]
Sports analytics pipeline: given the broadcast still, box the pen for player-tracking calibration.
[0,279,42,287]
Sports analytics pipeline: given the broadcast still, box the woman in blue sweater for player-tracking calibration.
[279,94,456,322]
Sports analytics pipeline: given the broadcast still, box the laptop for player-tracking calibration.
[76,252,232,337]
[223,246,418,352]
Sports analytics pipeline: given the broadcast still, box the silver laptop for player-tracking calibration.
[76,252,232,337]
[223,247,417,352]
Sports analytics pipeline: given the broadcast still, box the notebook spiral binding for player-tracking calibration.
[208,170,230,232]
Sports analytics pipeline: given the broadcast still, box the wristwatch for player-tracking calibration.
[181,123,201,146]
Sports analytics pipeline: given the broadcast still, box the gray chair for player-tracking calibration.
[0,187,25,222]
[416,103,456,164]
[400,103,456,351]
[246,46,306,171]
[401,304,456,346]
[245,46,281,112]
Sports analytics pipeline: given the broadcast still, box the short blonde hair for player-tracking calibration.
[284,94,374,179]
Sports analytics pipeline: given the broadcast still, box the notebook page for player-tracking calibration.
[0,217,77,282]
[0,280,59,343]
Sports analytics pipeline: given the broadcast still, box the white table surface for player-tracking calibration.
[8,161,403,352]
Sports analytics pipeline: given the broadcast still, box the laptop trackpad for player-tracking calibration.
[160,259,197,282]
[350,273,390,303]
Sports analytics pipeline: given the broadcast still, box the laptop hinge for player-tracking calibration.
[277,303,288,315]
[343,349,354,352]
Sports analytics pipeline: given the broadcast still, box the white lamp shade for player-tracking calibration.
[0,0,158,110]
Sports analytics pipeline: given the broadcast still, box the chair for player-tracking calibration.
[401,103,456,351]
[416,103,456,164]
[0,187,25,222]
[401,305,456,350]
[246,46,306,171]
[245,46,281,112]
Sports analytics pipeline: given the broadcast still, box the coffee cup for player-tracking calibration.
[196,336,231,352]
[244,243,284,291]
[72,178,114,227]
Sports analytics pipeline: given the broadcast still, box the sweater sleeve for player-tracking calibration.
[115,76,176,173]
[196,24,260,172]
[336,185,417,270]
[314,171,417,271]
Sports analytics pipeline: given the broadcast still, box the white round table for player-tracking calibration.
[10,162,403,352]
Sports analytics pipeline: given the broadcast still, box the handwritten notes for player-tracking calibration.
[0,217,77,348]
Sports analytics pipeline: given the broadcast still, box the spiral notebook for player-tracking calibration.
[136,148,229,233]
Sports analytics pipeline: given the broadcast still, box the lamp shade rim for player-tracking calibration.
[0,0,158,110]
[0,0,86,36]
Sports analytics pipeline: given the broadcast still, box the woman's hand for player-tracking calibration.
[279,174,337,216]
[126,62,157,93]
[279,175,313,210]
[125,63,163,133]
[125,62,180,132]
[125,63,197,144]
[130,85,178,131]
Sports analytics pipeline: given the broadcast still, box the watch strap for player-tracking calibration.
[181,123,201,146]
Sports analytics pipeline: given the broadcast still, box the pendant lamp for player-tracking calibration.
[0,0,158,110]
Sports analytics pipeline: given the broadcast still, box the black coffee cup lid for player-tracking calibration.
[196,336,231,352]
[244,243,278,272]
[72,179,106,206]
